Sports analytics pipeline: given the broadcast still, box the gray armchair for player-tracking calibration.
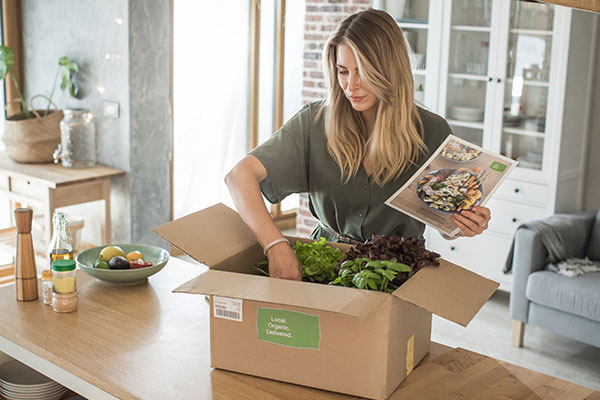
[509,209,600,348]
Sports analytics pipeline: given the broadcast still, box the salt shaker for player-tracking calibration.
[14,208,39,301]
[41,269,53,305]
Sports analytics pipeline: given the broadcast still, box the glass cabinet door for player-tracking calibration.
[377,0,431,105]
[444,0,493,146]
[500,1,554,170]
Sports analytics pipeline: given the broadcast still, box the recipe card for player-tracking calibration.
[385,134,518,236]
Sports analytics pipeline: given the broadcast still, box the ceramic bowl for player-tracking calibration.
[76,244,169,285]
[449,106,484,122]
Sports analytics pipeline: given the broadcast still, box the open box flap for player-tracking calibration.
[174,269,389,320]
[153,203,257,268]
[391,259,499,327]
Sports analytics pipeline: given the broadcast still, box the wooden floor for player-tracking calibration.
[431,290,600,391]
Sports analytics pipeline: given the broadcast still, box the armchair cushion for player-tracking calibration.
[526,270,600,323]
[587,209,600,260]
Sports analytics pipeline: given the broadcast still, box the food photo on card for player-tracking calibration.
[385,135,518,236]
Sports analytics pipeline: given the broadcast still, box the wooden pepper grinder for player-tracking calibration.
[14,208,38,301]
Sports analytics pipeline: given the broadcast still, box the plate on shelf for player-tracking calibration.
[396,18,428,24]
[449,106,484,122]
[0,360,67,400]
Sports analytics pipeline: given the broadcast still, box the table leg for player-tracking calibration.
[101,179,111,245]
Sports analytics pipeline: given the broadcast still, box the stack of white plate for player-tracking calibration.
[449,106,485,122]
[0,360,67,400]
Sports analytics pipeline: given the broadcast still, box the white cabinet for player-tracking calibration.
[378,0,597,291]
[375,0,445,109]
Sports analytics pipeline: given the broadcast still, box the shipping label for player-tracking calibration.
[213,296,243,322]
[256,308,320,350]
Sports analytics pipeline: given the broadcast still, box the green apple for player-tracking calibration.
[93,259,110,269]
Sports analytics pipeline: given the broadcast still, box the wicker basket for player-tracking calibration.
[2,109,63,163]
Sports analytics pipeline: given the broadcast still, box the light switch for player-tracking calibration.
[103,101,120,118]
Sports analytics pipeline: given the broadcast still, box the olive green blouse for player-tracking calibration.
[250,101,452,243]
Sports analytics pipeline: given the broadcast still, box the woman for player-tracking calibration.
[225,8,491,281]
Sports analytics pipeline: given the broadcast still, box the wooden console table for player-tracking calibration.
[0,154,124,264]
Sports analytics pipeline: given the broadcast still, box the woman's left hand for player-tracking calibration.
[451,206,491,237]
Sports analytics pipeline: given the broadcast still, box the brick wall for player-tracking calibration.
[296,0,372,237]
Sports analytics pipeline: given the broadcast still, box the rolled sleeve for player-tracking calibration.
[249,105,312,203]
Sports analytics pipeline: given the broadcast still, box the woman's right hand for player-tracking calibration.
[225,155,302,280]
[266,243,302,281]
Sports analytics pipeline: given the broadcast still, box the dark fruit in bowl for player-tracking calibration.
[109,256,130,270]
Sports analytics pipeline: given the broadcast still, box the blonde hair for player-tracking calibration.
[321,8,425,186]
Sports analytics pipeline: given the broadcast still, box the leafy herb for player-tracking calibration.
[330,257,411,293]
[342,235,440,286]
[252,237,344,283]
[252,261,270,276]
[252,235,440,292]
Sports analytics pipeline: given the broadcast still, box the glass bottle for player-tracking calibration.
[47,211,73,268]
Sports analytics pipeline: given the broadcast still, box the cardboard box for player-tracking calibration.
[154,204,498,400]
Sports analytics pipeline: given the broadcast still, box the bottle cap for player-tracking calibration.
[52,259,76,271]
[41,269,53,280]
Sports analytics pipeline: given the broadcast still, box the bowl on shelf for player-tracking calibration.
[502,112,522,127]
[526,151,543,163]
[516,157,542,169]
[449,106,484,122]
[76,244,169,285]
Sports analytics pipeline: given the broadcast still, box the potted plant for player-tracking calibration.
[0,45,79,163]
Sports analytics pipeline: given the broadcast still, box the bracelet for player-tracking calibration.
[263,238,290,256]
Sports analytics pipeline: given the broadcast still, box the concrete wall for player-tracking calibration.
[20,0,170,247]
[128,0,171,245]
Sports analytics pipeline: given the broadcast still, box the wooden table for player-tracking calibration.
[0,257,598,400]
[0,154,124,250]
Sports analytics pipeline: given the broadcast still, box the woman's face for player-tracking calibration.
[336,44,378,117]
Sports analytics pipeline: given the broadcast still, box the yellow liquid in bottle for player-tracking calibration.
[49,249,74,267]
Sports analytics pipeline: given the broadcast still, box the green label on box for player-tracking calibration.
[257,308,320,350]
[490,161,507,172]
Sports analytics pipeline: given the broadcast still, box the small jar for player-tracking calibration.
[52,259,78,313]
[41,269,53,305]
[52,291,78,313]
[52,260,77,294]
